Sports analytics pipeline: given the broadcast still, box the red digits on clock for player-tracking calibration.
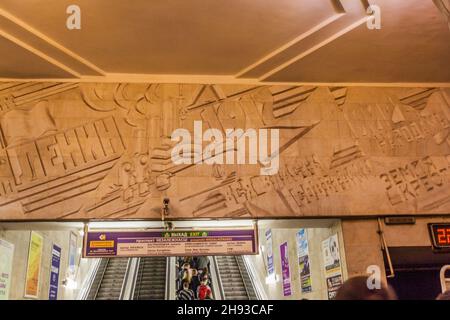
[436,228,450,244]
[437,228,445,244]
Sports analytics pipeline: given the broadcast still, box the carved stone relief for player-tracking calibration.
[0,82,448,220]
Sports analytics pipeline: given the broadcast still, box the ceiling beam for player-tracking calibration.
[0,28,81,78]
[258,16,370,81]
[236,0,372,80]
[0,74,449,88]
[234,13,345,78]
[0,7,105,77]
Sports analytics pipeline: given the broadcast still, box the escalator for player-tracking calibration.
[214,256,258,300]
[133,257,168,300]
[82,255,261,300]
[86,258,129,300]
[84,257,170,300]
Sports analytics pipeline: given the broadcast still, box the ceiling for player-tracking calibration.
[0,0,449,85]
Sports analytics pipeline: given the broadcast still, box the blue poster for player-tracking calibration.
[49,244,61,300]
[296,229,312,293]
[68,232,77,276]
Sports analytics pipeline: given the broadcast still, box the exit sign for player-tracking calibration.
[429,223,450,250]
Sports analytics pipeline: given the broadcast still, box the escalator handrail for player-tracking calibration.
[234,256,251,299]
[166,257,178,300]
[165,257,170,300]
[93,258,110,300]
[77,258,101,300]
[134,258,144,299]
[119,258,132,299]
[120,258,140,300]
[241,255,267,300]
[126,258,140,300]
[240,256,267,300]
[210,256,225,300]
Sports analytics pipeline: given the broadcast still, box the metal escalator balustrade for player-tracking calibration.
[215,256,258,300]
[235,256,258,300]
[85,258,108,300]
[88,258,129,300]
[133,257,168,300]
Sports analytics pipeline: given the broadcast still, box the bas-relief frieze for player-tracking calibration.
[0,82,448,220]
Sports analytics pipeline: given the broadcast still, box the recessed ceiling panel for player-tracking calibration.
[0,0,338,74]
[266,0,450,83]
[0,36,74,78]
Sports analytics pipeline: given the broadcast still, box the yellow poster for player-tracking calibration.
[24,231,43,299]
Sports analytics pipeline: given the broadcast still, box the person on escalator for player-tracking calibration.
[177,262,192,290]
[203,292,213,300]
[177,279,195,300]
[180,263,192,279]
[177,257,184,270]
[196,256,209,273]
[199,267,211,286]
[184,256,194,269]
[197,277,213,300]
[190,268,201,297]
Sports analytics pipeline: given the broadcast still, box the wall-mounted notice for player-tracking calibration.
[0,239,14,300]
[296,229,312,293]
[49,244,61,300]
[265,229,274,276]
[322,234,343,300]
[280,242,292,296]
[25,231,43,299]
[68,232,77,278]
[84,228,258,257]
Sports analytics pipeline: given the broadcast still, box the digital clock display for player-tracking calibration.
[429,223,450,250]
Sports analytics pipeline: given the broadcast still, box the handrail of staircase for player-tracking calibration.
[93,258,110,300]
[134,258,144,299]
[235,256,251,299]
[210,256,225,300]
[166,257,177,300]
[77,258,101,300]
[242,255,268,300]
[165,257,171,300]
[120,258,140,300]
[130,258,141,300]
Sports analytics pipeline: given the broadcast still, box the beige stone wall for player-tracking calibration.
[383,216,450,247]
[0,82,448,220]
[341,219,386,280]
[0,226,92,300]
[247,222,347,300]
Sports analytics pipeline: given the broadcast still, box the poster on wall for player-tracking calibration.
[0,239,14,300]
[265,229,274,276]
[24,231,44,299]
[68,232,77,278]
[326,274,343,299]
[280,242,292,296]
[49,244,61,300]
[296,229,312,293]
[322,234,343,300]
